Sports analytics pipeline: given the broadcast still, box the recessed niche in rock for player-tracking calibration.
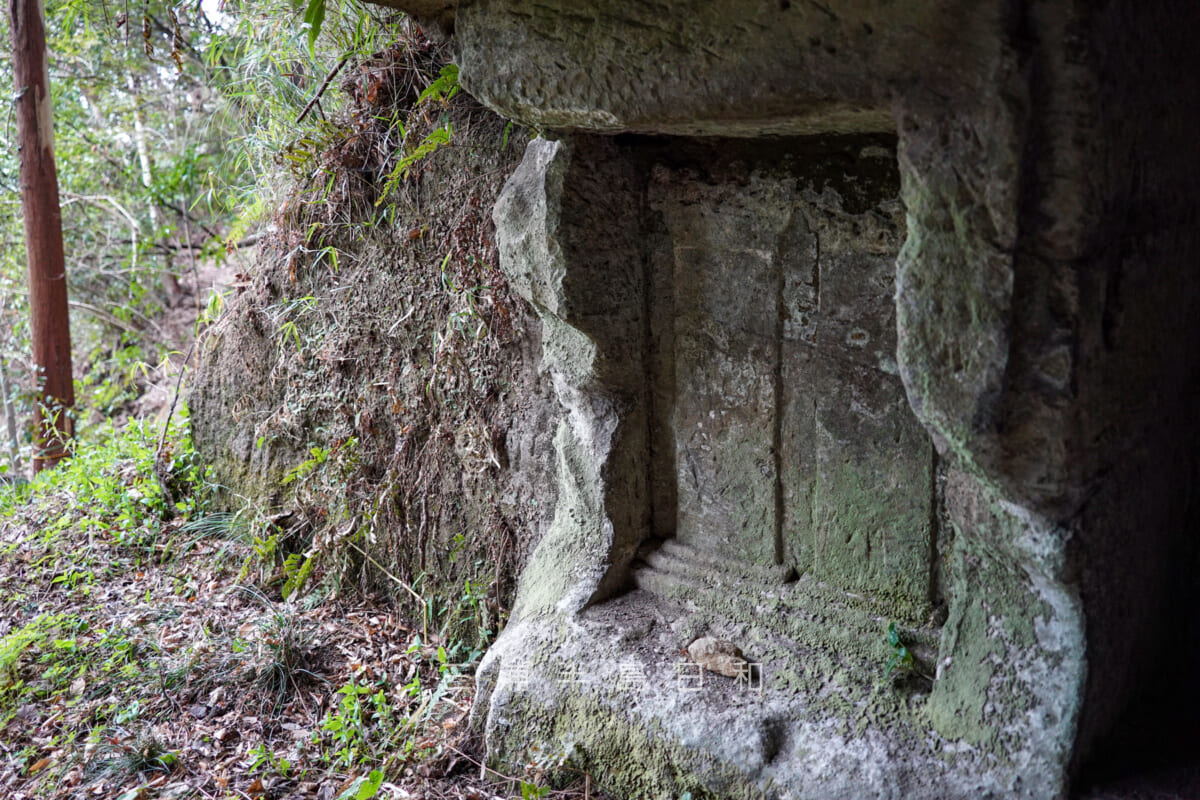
[645,152,935,621]
[475,134,967,798]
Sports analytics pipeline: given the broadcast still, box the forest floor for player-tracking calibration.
[0,264,600,800]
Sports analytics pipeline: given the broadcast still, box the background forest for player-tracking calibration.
[0,3,569,799]
[1,0,399,460]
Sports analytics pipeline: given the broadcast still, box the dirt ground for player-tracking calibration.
[0,506,606,800]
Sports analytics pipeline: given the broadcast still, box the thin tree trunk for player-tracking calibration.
[0,355,22,478]
[0,294,22,477]
[129,74,183,306]
[128,75,157,229]
[8,0,74,473]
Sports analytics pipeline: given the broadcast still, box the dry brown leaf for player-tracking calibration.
[686,636,749,678]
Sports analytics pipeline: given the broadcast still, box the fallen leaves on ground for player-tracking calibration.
[0,511,601,800]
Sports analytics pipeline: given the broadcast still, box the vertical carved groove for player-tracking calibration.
[771,211,792,566]
[927,443,939,612]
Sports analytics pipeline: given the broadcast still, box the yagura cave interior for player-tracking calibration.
[560,130,951,642]
[472,119,1200,797]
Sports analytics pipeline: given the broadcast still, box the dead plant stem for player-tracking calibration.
[342,537,428,642]
[296,55,349,124]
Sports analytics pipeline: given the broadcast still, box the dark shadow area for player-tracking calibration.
[1074,510,1200,799]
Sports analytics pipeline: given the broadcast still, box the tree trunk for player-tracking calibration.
[0,293,22,478]
[0,354,22,478]
[128,74,183,307]
[8,0,74,473]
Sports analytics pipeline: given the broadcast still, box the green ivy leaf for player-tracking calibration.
[887,621,901,648]
[883,622,916,680]
[336,769,385,800]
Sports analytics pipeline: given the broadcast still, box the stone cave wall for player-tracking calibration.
[644,136,938,621]
[428,1,1200,796]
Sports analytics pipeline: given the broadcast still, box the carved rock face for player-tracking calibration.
[646,149,935,620]
[362,0,1200,796]
[474,134,1078,799]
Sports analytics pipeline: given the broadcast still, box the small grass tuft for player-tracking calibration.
[87,733,179,781]
[251,607,322,710]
